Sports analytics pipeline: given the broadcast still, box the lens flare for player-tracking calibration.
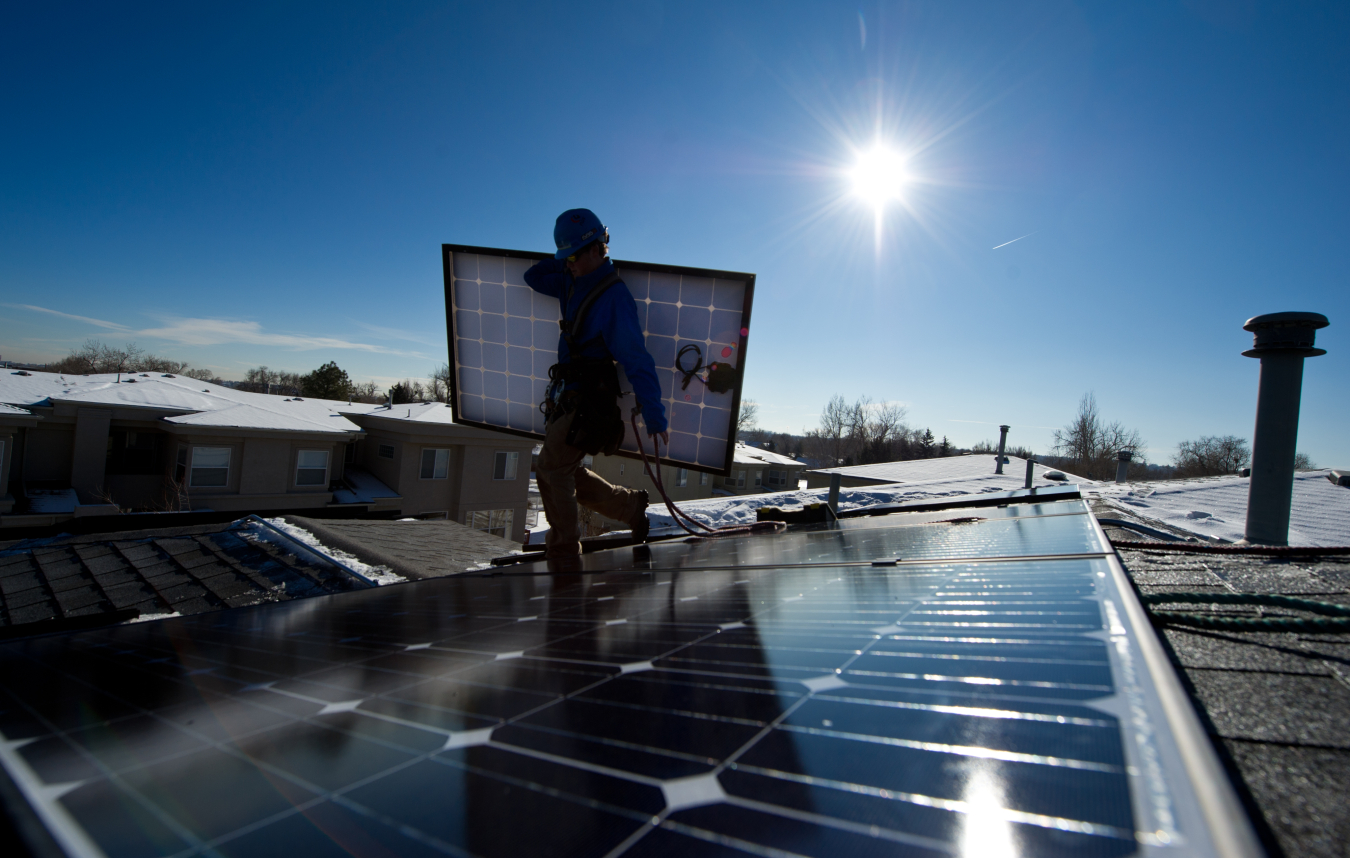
[849,146,909,209]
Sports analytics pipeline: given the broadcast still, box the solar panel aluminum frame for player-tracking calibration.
[1087,512,1267,858]
[442,243,756,477]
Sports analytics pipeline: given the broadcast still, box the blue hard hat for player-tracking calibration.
[553,208,609,260]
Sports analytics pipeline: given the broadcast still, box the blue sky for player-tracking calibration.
[3,1,1347,466]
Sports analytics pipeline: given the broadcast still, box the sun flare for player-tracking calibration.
[849,145,909,209]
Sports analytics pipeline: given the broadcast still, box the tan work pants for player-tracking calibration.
[536,409,642,559]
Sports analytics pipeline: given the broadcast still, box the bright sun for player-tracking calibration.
[849,145,909,209]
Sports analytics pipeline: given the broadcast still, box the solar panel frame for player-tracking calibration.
[441,243,756,477]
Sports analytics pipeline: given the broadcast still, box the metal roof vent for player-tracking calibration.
[1115,449,1133,484]
[1242,311,1329,545]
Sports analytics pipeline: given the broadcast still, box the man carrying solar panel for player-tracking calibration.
[525,208,669,560]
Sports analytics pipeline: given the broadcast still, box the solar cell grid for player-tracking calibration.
[0,500,1245,857]
[443,245,754,474]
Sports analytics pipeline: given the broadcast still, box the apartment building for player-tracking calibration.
[720,443,808,495]
[0,371,533,541]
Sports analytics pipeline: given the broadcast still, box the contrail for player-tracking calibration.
[992,231,1038,250]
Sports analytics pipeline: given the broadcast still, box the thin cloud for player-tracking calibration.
[354,321,441,348]
[992,231,1038,250]
[9,303,426,358]
[137,318,427,357]
[949,418,1059,430]
[5,304,130,331]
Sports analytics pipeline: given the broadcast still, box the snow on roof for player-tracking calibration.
[1090,471,1350,547]
[26,488,78,514]
[0,369,119,407]
[360,402,461,424]
[44,377,241,412]
[0,402,34,415]
[805,454,1089,484]
[165,402,362,434]
[525,472,1075,539]
[733,443,803,467]
[333,469,401,504]
[0,371,378,435]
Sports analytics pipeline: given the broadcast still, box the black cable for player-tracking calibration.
[676,344,705,391]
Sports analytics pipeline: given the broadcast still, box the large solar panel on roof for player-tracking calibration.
[0,499,1258,857]
[442,244,754,475]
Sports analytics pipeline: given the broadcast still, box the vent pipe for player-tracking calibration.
[1241,312,1329,545]
[994,425,1010,475]
[1025,456,1035,489]
[1115,449,1133,484]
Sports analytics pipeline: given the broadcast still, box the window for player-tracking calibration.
[378,443,395,459]
[723,470,746,488]
[619,463,625,476]
[466,509,514,539]
[296,450,329,486]
[700,472,708,486]
[583,455,593,467]
[420,448,449,479]
[493,451,519,480]
[676,468,688,487]
[190,447,230,488]
[767,469,790,487]
[105,430,162,475]
[754,470,762,487]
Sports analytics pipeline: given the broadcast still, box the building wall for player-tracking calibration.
[454,442,531,541]
[720,464,806,496]
[70,408,113,500]
[357,425,532,542]
[587,454,714,503]
[23,425,74,483]
[0,427,14,513]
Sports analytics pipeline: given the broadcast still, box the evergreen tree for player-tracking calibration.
[918,428,936,458]
[301,362,352,400]
[938,436,951,457]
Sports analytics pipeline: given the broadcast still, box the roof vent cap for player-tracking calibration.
[1044,471,1067,481]
[1242,311,1329,357]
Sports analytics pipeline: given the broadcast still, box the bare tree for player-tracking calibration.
[1294,452,1317,470]
[1174,435,1251,478]
[804,395,909,465]
[859,401,908,463]
[806,394,851,465]
[1052,392,1147,480]
[182,367,222,384]
[350,380,384,404]
[428,363,453,403]
[736,400,759,437]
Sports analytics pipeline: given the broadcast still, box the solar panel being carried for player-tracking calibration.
[442,244,754,475]
[0,497,1260,857]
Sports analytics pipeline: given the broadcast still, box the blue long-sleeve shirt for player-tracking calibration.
[523,257,668,435]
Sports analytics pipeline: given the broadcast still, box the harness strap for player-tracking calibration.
[561,271,622,353]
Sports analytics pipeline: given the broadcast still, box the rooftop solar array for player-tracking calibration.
[0,497,1256,857]
[442,245,754,475]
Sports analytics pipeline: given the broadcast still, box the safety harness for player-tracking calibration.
[544,271,627,455]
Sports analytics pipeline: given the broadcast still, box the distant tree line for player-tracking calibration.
[46,340,459,407]
[734,394,951,467]
[1037,392,1316,481]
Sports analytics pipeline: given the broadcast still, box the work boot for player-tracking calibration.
[628,490,650,543]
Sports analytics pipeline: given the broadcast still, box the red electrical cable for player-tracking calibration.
[629,411,783,540]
